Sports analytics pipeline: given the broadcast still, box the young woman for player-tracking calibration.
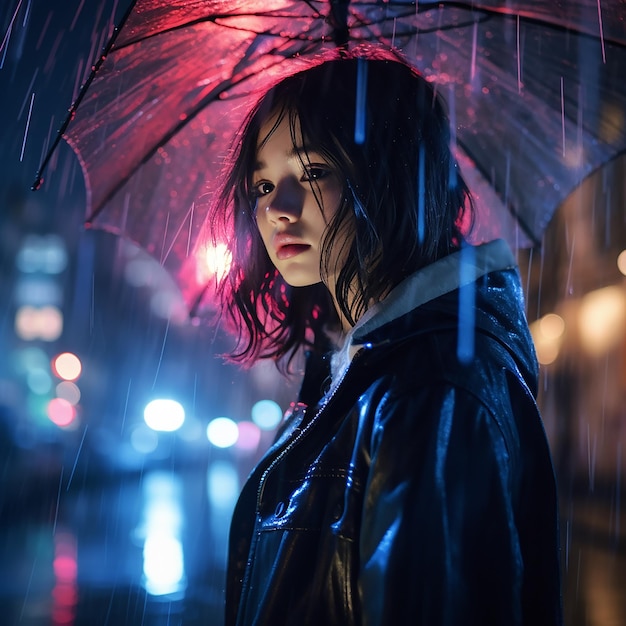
[211,51,562,626]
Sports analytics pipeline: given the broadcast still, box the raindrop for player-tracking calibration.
[20,92,35,161]
[0,0,24,67]
[417,143,425,244]
[595,0,606,63]
[456,245,476,364]
[354,58,367,145]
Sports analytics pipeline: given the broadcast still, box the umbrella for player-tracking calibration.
[34,0,626,317]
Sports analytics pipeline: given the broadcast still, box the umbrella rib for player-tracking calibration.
[425,0,625,47]
[85,55,295,224]
[36,0,624,257]
[32,0,139,191]
[36,0,620,194]
[112,8,324,51]
[457,139,541,247]
[369,1,625,47]
[115,4,489,49]
[32,3,319,191]
[348,7,492,38]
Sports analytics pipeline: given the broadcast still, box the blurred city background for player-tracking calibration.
[1,1,625,625]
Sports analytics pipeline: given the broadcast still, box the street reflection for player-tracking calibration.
[140,472,187,598]
[1,466,625,625]
[0,467,225,625]
[51,532,78,625]
[207,461,240,565]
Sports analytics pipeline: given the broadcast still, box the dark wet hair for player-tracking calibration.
[210,51,474,367]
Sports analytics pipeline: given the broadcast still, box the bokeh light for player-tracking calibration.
[251,399,283,430]
[130,425,159,454]
[578,286,626,356]
[16,234,68,274]
[14,278,63,306]
[56,381,81,405]
[47,398,77,427]
[236,421,262,452]
[207,461,239,509]
[15,305,63,341]
[617,249,626,276]
[539,313,566,341]
[206,417,239,448]
[143,399,185,432]
[530,313,566,366]
[27,368,52,395]
[52,353,82,381]
[196,242,232,284]
[13,346,48,372]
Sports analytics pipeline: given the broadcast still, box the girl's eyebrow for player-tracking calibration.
[253,144,319,172]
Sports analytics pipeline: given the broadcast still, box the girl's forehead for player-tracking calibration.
[255,119,319,172]
[256,110,302,149]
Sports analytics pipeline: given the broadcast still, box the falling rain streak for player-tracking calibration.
[19,91,35,161]
[516,14,521,93]
[0,0,25,66]
[596,0,606,64]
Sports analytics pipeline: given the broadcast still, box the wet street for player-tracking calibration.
[0,463,624,625]
[0,465,234,626]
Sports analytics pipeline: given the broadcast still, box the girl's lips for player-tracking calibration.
[276,243,311,260]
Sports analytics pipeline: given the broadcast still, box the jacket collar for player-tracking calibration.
[353,239,516,343]
[330,239,518,382]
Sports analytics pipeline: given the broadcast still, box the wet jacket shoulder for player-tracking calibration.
[225,240,562,626]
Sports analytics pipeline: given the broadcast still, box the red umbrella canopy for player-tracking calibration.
[36,0,626,317]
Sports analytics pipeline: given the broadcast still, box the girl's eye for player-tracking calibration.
[302,166,331,182]
[251,181,274,197]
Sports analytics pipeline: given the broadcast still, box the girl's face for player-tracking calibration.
[252,113,349,288]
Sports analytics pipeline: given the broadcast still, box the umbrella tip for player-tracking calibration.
[31,174,43,191]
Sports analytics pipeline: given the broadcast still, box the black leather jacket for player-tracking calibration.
[226,240,562,625]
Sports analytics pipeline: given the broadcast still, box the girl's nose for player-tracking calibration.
[263,176,304,224]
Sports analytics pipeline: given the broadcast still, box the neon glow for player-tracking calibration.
[196,242,232,284]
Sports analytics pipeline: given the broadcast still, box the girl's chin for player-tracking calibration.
[281,276,324,288]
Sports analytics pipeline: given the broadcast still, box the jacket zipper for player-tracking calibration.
[255,346,368,510]
[235,347,369,623]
